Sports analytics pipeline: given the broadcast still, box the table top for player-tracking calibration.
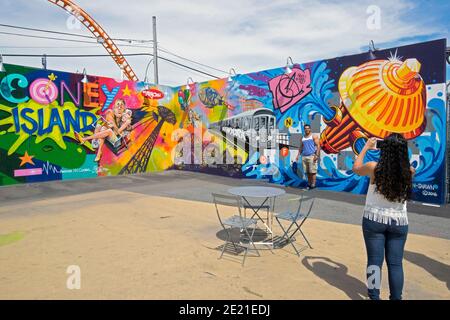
[228,186,286,198]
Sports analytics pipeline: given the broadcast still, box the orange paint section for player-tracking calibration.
[320,58,427,154]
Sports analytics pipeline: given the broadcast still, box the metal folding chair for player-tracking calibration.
[275,193,315,256]
[212,193,261,266]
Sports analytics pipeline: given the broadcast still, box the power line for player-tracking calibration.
[2,53,150,57]
[0,45,101,49]
[158,45,229,74]
[135,55,222,79]
[1,53,221,79]
[0,31,153,48]
[0,30,100,44]
[164,60,214,81]
[0,23,228,75]
[0,23,153,43]
[104,43,228,75]
[0,34,220,78]
[0,24,227,79]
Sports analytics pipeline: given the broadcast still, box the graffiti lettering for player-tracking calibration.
[60,81,81,107]
[0,74,98,108]
[83,82,100,108]
[11,106,96,135]
[101,84,120,111]
[142,88,164,99]
[0,74,30,103]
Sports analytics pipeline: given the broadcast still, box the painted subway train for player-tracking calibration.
[208,108,289,147]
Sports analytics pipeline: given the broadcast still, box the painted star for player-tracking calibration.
[122,84,132,97]
[19,151,35,167]
[48,73,58,81]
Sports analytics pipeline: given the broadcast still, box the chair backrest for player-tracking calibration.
[211,193,243,228]
[294,193,304,218]
[300,197,315,222]
[290,192,315,221]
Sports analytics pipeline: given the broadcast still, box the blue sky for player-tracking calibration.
[0,0,449,85]
[356,0,450,80]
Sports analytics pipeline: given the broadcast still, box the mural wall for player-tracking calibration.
[0,38,447,204]
[0,64,177,184]
[170,38,448,205]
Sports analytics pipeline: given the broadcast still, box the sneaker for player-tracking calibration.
[310,185,316,189]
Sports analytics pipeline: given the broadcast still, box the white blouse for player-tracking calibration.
[363,183,408,226]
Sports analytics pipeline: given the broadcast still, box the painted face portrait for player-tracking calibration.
[113,99,126,118]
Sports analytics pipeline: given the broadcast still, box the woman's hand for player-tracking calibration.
[365,137,377,150]
[353,137,378,176]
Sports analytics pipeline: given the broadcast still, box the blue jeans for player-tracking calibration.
[362,217,408,300]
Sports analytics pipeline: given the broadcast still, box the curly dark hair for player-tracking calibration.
[374,133,412,203]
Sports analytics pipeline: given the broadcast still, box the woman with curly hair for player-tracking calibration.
[353,133,415,300]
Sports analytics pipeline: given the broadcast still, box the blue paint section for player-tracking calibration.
[101,85,120,111]
[62,154,98,180]
[410,96,447,203]
[241,40,448,205]
[25,159,62,182]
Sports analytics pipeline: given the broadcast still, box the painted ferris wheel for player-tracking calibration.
[47,0,139,81]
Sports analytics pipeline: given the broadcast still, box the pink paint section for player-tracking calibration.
[99,78,142,111]
[269,67,312,113]
[14,168,43,177]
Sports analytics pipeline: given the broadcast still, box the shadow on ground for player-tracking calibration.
[404,250,450,290]
[302,256,367,300]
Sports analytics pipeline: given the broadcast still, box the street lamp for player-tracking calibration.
[186,77,195,91]
[285,56,294,74]
[144,58,154,83]
[0,54,5,73]
[368,40,378,60]
[228,68,237,82]
[81,68,88,83]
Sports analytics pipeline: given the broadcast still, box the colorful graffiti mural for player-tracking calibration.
[0,64,177,184]
[0,38,447,204]
[169,38,448,205]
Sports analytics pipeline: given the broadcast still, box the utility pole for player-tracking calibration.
[42,54,47,70]
[152,16,159,84]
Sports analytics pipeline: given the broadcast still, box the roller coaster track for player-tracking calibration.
[47,0,138,81]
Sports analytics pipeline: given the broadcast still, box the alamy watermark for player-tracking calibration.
[66,8,82,30]
[66,265,81,290]
[171,120,291,171]
[366,5,381,30]
[367,265,381,290]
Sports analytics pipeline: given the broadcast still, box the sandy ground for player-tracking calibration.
[0,189,449,300]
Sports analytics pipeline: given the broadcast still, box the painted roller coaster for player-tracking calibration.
[47,0,139,81]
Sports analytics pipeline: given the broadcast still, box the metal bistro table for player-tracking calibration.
[228,186,286,247]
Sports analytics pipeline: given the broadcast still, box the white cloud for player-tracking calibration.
[0,0,446,86]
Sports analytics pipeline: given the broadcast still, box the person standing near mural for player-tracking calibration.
[295,124,320,189]
[352,134,415,300]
